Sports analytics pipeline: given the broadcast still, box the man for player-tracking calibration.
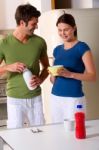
[0,4,49,128]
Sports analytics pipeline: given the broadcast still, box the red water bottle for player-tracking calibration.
[75,104,86,139]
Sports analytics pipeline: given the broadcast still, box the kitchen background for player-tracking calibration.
[0,0,99,125]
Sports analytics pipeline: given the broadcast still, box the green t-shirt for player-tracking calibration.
[0,34,47,98]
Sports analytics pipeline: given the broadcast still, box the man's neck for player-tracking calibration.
[13,28,29,43]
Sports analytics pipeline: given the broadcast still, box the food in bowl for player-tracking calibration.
[48,65,64,76]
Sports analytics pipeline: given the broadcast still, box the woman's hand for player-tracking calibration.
[57,68,72,78]
[50,75,56,84]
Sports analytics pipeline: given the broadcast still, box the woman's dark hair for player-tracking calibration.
[15,4,41,25]
[56,13,77,37]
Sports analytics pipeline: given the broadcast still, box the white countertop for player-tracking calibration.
[0,120,99,150]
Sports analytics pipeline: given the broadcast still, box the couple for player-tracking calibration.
[0,4,96,129]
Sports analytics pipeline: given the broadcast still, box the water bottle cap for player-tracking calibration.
[23,68,28,72]
[77,105,83,109]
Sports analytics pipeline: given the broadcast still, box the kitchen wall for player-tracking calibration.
[0,0,23,30]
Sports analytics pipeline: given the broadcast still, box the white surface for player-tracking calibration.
[0,120,99,150]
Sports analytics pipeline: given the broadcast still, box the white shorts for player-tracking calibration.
[7,95,45,129]
[50,94,86,123]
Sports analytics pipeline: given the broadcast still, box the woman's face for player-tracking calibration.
[57,23,76,42]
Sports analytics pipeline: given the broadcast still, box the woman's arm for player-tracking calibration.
[58,51,96,82]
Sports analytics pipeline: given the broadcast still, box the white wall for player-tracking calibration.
[0,0,23,29]
[24,0,42,11]
[41,0,51,12]
[24,0,51,12]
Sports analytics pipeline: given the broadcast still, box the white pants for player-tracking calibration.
[50,94,86,123]
[7,95,45,129]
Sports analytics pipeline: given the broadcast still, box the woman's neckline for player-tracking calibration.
[63,40,80,51]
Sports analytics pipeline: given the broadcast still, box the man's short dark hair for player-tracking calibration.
[15,4,41,25]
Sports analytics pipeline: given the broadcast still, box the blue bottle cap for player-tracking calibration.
[77,105,83,108]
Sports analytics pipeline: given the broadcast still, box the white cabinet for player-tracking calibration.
[0,0,23,29]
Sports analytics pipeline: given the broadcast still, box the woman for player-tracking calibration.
[50,13,96,123]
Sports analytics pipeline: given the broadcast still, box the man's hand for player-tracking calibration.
[30,75,42,87]
[6,62,26,73]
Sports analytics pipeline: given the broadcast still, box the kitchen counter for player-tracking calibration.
[0,120,99,150]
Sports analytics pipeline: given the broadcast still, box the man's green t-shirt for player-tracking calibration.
[0,34,47,98]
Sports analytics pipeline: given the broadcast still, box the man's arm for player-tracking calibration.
[39,55,50,83]
[0,60,26,74]
[0,60,7,75]
[29,56,50,88]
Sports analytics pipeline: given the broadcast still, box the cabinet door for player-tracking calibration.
[51,0,55,9]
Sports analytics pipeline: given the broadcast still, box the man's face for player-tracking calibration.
[21,17,38,36]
